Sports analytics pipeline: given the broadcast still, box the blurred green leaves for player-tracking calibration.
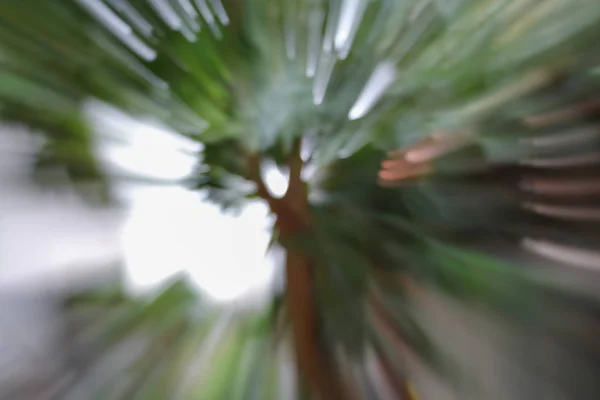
[60,276,292,400]
[3,0,600,398]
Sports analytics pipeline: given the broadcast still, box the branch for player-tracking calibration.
[246,153,283,213]
[284,138,304,200]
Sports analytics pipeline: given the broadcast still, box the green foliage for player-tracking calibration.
[4,0,600,397]
[59,276,289,400]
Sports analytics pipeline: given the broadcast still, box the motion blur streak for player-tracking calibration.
[1,0,600,399]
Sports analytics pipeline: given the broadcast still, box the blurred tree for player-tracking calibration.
[2,0,600,398]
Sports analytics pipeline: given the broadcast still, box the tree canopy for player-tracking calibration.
[2,0,600,399]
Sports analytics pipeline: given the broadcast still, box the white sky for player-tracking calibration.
[92,102,282,303]
[119,185,277,302]
[0,103,283,303]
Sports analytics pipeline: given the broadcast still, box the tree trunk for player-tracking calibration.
[248,142,346,399]
[285,247,346,400]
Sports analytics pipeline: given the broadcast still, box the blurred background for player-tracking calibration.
[1,0,600,399]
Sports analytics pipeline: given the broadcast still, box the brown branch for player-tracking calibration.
[284,138,305,202]
[246,152,285,214]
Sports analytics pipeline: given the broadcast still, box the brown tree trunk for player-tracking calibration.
[248,142,346,399]
[284,247,346,400]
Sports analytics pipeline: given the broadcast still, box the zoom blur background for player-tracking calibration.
[1,0,600,399]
